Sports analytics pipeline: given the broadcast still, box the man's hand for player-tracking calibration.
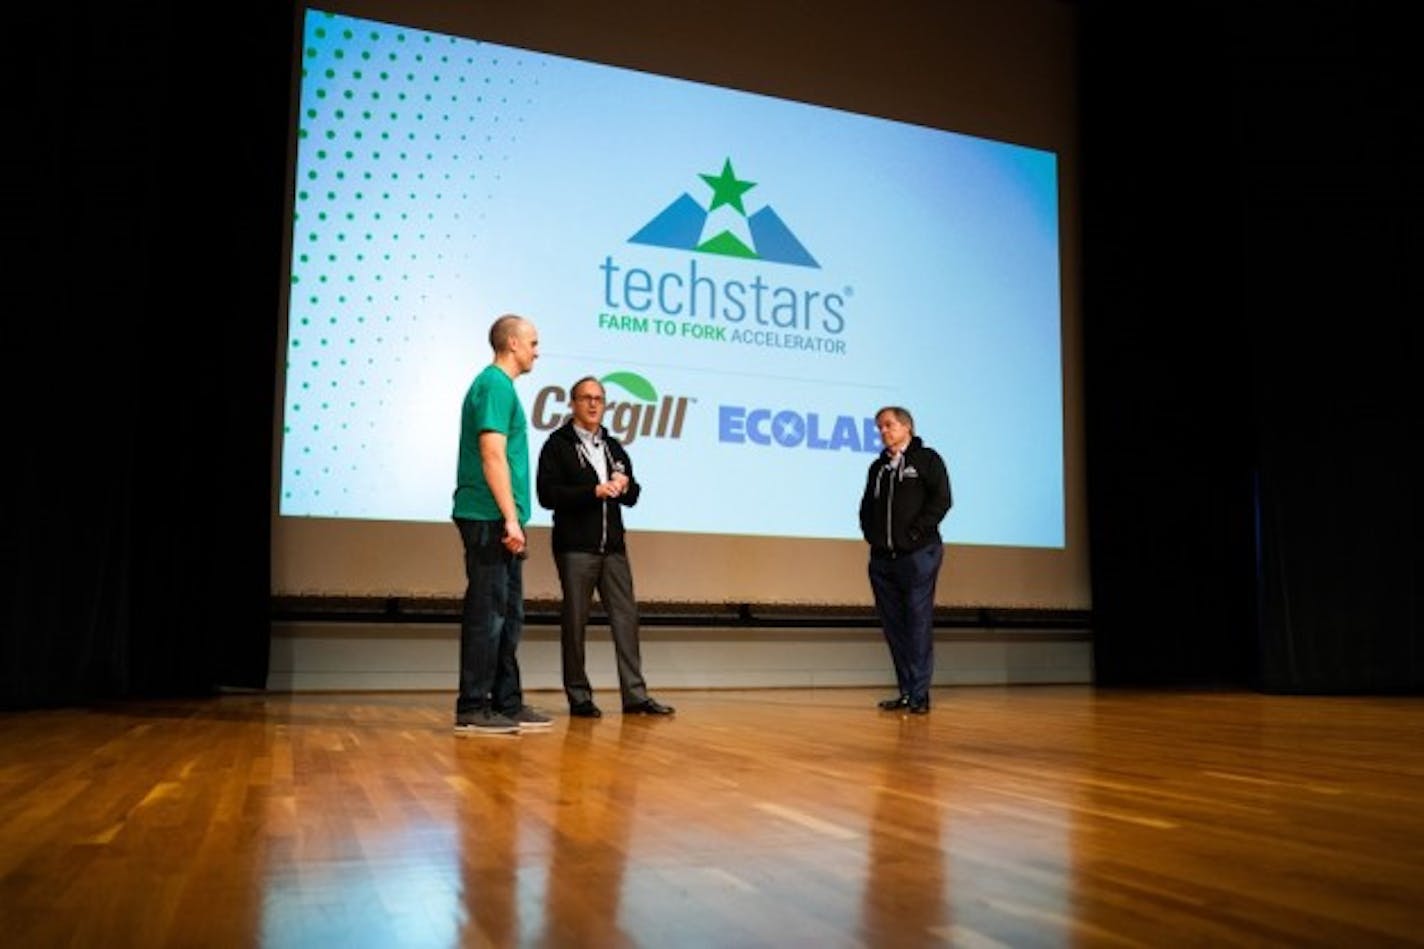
[502,517,526,555]
[596,473,629,499]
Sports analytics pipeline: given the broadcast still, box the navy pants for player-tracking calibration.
[868,543,944,703]
[454,518,525,716]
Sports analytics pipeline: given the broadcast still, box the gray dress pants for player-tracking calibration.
[555,550,650,707]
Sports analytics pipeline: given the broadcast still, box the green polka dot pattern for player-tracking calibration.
[281,11,537,516]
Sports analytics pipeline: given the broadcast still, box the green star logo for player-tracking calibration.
[699,159,757,216]
[628,158,820,268]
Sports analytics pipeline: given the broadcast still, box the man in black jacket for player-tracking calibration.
[859,406,953,714]
[536,376,674,718]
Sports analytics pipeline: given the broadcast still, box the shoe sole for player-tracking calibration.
[517,720,554,729]
[453,725,519,736]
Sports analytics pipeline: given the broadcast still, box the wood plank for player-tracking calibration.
[2,687,1423,946]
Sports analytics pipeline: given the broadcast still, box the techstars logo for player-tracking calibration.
[629,158,820,268]
[531,371,691,445]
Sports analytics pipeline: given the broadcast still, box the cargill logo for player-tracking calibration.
[629,158,819,268]
[531,371,692,445]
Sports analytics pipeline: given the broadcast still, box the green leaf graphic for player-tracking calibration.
[601,372,658,402]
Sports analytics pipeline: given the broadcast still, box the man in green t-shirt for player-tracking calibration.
[452,314,552,735]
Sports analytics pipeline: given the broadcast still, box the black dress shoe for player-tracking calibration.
[878,695,910,711]
[623,698,675,715]
[908,698,931,714]
[570,701,603,718]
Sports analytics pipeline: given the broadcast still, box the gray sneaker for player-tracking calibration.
[510,705,554,729]
[454,708,519,736]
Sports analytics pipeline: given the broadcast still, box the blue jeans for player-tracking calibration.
[455,518,524,716]
[868,543,944,702]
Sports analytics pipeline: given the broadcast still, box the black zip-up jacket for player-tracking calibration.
[536,420,641,555]
[859,435,952,558]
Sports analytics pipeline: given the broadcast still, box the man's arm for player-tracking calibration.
[536,437,603,510]
[859,466,875,541]
[910,450,952,538]
[478,430,525,553]
[609,442,640,506]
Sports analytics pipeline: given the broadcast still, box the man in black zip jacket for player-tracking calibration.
[858,406,953,714]
[536,376,674,718]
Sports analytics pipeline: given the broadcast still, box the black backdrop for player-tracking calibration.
[3,2,1418,707]
[2,5,290,706]
[1081,1,1421,691]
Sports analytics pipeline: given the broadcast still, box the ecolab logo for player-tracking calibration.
[531,372,691,445]
[718,405,880,453]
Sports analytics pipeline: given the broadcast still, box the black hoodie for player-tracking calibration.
[858,435,952,557]
[536,420,641,554]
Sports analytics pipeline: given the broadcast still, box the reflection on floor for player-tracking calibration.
[3,687,1424,946]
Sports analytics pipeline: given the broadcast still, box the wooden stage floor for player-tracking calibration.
[3,686,1423,947]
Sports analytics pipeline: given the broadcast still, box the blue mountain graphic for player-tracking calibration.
[749,206,819,268]
[628,190,820,268]
[629,193,705,250]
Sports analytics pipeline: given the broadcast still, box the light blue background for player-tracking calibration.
[281,9,1064,547]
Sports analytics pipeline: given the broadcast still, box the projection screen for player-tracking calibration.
[272,2,1087,608]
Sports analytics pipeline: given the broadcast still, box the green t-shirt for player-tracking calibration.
[452,363,530,523]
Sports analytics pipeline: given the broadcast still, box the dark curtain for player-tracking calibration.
[1082,0,1421,691]
[2,4,294,707]
[1079,2,1258,687]
[1243,2,1421,692]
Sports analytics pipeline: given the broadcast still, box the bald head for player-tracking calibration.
[489,314,530,354]
[488,314,539,377]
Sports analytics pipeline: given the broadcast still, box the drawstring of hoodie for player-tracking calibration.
[575,435,613,552]
[876,451,906,552]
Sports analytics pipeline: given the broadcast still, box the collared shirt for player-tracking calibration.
[573,424,609,482]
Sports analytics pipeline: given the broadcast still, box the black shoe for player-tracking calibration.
[623,698,675,715]
[908,698,931,715]
[570,700,603,718]
[453,708,520,735]
[878,694,910,711]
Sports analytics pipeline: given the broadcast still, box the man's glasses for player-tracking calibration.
[573,395,605,404]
